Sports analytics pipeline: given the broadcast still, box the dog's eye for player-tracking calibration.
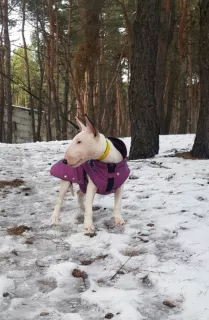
[77,141,81,144]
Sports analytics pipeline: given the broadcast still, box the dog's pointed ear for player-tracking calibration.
[84,114,98,137]
[75,117,86,131]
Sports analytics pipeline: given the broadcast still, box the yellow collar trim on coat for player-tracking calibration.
[97,140,111,161]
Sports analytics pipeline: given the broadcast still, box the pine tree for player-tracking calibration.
[129,0,162,159]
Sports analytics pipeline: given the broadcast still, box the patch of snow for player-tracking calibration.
[1,134,209,319]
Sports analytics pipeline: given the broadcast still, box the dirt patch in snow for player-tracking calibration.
[0,178,24,188]
[175,151,203,160]
[7,225,32,235]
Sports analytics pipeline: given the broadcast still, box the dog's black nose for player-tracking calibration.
[62,159,68,165]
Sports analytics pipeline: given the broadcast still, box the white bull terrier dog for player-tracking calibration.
[50,114,130,231]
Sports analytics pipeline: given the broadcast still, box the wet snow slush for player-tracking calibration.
[1,134,209,320]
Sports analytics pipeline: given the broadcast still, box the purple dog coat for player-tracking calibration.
[50,137,130,195]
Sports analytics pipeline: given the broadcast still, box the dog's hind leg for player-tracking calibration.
[114,185,125,225]
[52,180,70,224]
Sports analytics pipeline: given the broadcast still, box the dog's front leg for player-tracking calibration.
[52,180,70,224]
[114,184,125,225]
[77,189,85,211]
[84,178,97,231]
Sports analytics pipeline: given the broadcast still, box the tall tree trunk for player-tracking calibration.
[48,0,61,139]
[178,0,189,57]
[129,0,161,159]
[45,39,52,141]
[54,5,61,139]
[116,76,123,136]
[192,82,200,133]
[85,0,102,123]
[119,0,133,61]
[192,1,209,158]
[35,10,44,141]
[74,0,104,122]
[177,0,189,134]
[0,93,4,142]
[164,18,178,134]
[164,57,178,134]
[0,26,5,142]
[62,0,72,140]
[178,59,188,133]
[2,0,12,143]
[0,69,4,142]
[156,0,175,134]
[87,66,95,121]
[21,0,36,141]
[187,25,193,133]
[97,10,105,132]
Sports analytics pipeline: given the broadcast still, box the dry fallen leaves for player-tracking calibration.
[7,225,32,236]
[40,312,50,316]
[72,268,87,279]
[163,300,176,308]
[0,179,24,189]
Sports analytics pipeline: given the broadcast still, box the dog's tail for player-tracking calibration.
[69,182,75,196]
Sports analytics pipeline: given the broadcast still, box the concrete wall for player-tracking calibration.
[3,105,76,143]
[3,106,39,143]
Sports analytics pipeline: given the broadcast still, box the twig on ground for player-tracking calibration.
[128,159,171,169]
[140,268,176,275]
[150,161,171,169]
[109,257,132,280]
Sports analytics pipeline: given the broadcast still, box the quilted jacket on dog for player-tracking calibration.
[50,137,130,195]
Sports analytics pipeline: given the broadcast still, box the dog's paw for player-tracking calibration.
[114,216,125,225]
[52,213,61,225]
[84,219,95,231]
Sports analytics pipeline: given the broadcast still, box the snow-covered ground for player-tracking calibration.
[1,134,209,320]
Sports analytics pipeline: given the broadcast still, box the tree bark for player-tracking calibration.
[21,0,36,142]
[87,66,95,121]
[156,0,175,134]
[54,5,61,139]
[119,0,133,61]
[177,0,189,134]
[178,58,188,133]
[164,54,178,134]
[35,9,44,141]
[45,39,52,141]
[0,21,5,142]
[129,0,161,159]
[192,1,209,158]
[97,10,105,132]
[2,0,12,143]
[62,0,72,140]
[178,0,189,57]
[48,0,61,140]
[74,0,104,121]
[0,76,4,142]
[187,21,193,133]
